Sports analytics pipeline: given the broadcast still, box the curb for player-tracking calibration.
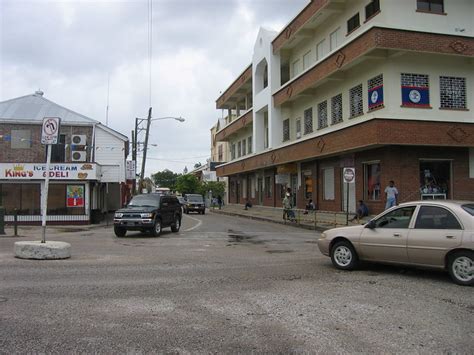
[209,209,326,232]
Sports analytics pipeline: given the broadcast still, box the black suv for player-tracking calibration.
[113,194,182,237]
[183,194,205,214]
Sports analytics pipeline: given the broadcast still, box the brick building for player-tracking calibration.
[0,91,129,224]
[215,0,474,214]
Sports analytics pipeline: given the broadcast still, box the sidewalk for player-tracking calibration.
[0,215,114,238]
[209,204,371,232]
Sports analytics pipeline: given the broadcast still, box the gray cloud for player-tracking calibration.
[1,0,308,175]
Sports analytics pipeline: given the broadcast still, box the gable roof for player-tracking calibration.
[0,91,98,125]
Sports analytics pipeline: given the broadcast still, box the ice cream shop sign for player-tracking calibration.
[0,163,98,180]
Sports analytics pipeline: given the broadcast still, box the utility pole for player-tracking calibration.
[139,107,152,193]
[131,129,136,194]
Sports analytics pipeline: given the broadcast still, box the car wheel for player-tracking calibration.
[330,240,359,270]
[114,226,126,238]
[202,209,205,215]
[171,215,181,232]
[448,251,473,286]
[152,219,162,237]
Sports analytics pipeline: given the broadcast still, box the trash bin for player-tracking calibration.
[90,209,103,224]
[0,206,5,235]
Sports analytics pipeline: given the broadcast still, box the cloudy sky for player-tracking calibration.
[0,0,308,176]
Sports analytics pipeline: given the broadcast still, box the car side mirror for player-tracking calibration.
[366,220,376,229]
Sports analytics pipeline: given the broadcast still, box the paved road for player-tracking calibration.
[0,213,472,353]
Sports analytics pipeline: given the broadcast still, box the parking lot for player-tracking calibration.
[0,213,472,353]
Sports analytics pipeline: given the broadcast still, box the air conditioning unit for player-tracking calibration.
[71,151,87,162]
[71,134,87,146]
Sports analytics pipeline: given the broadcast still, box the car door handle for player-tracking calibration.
[393,233,401,237]
[446,235,456,239]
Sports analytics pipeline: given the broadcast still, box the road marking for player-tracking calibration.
[182,214,202,232]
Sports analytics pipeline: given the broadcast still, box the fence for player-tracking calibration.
[285,208,352,229]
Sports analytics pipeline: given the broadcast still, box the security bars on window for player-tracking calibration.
[318,101,328,129]
[304,108,313,134]
[350,84,363,118]
[331,94,343,124]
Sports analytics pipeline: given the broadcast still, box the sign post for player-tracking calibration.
[41,117,61,243]
[343,167,356,225]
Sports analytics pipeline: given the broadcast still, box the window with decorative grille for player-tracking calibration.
[283,118,290,142]
[304,108,313,134]
[350,84,363,118]
[331,94,343,124]
[318,101,328,129]
[440,76,466,109]
[296,119,301,139]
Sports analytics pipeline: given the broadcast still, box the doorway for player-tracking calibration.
[419,160,452,199]
[258,178,263,205]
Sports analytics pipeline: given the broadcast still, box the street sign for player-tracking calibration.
[41,117,61,144]
[126,160,136,180]
[343,167,355,183]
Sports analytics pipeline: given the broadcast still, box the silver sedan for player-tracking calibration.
[317,200,474,285]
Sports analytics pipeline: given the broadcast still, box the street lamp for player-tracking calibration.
[137,110,185,193]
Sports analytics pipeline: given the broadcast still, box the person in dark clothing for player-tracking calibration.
[217,195,223,209]
[244,199,252,210]
[350,200,369,222]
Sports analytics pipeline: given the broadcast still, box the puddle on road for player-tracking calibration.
[265,249,294,254]
[227,229,264,245]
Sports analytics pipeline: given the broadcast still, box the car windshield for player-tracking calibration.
[128,196,159,207]
[461,204,474,216]
[187,195,203,202]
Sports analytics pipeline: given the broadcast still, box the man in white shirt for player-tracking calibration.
[384,180,399,210]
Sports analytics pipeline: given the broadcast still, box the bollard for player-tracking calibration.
[13,209,18,237]
[0,206,5,235]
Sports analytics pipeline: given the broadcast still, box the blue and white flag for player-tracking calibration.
[401,86,430,107]
[368,85,384,109]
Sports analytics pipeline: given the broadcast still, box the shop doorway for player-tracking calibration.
[258,178,263,205]
[419,160,452,199]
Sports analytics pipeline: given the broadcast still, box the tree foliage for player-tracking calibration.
[151,169,179,190]
[175,174,200,195]
[198,181,226,198]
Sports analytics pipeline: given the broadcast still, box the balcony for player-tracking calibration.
[215,109,253,142]
[273,27,474,107]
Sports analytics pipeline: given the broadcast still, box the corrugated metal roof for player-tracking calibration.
[0,91,99,125]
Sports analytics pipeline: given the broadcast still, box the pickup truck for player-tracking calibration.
[183,194,206,214]
[113,194,182,237]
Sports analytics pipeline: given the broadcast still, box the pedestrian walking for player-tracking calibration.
[384,180,399,210]
[217,195,222,210]
[282,192,295,222]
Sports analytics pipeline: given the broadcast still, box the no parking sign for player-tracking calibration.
[343,167,355,183]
